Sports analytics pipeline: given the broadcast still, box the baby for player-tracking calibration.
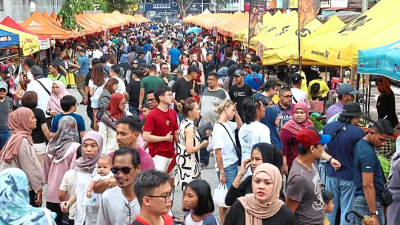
[86,156,113,198]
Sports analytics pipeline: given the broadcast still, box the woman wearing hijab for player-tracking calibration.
[281,102,314,176]
[0,168,56,224]
[43,116,80,225]
[225,143,283,206]
[261,107,283,150]
[0,107,43,207]
[99,93,131,155]
[73,131,103,225]
[47,81,69,117]
[225,163,297,225]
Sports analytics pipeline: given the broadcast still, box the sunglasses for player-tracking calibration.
[111,166,134,174]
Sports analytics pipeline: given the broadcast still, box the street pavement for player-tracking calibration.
[56,88,223,223]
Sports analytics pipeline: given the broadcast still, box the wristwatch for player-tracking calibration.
[370,211,378,216]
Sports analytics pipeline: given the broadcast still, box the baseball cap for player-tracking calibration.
[338,83,359,96]
[31,65,43,76]
[79,49,86,53]
[172,68,183,75]
[228,65,238,76]
[296,127,331,148]
[138,63,147,70]
[100,55,108,63]
[234,69,244,77]
[291,72,303,85]
[0,81,7,91]
[188,65,201,74]
[340,102,363,117]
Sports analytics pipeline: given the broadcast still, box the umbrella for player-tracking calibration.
[358,40,400,81]
[186,27,201,34]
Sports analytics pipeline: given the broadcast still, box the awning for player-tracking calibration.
[0,24,39,55]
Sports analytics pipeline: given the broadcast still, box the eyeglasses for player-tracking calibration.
[0,89,7,92]
[162,67,169,70]
[111,166,134,174]
[163,93,173,97]
[282,95,293,98]
[132,62,138,65]
[147,191,173,203]
[147,98,155,103]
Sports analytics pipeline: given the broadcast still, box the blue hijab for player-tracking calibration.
[261,107,283,150]
[0,168,56,225]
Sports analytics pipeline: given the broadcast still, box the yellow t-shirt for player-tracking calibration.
[272,95,280,104]
[300,71,307,93]
[324,217,330,225]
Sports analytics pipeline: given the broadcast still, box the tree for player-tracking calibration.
[106,0,140,13]
[58,0,94,30]
[94,0,108,12]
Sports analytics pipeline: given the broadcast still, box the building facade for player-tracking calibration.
[0,0,66,23]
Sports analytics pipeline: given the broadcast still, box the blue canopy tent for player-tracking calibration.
[0,29,19,48]
[358,40,400,81]
[186,27,201,34]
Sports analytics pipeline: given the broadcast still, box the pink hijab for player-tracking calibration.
[0,108,33,163]
[281,102,314,134]
[47,81,69,114]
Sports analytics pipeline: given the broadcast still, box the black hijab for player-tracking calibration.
[252,142,282,171]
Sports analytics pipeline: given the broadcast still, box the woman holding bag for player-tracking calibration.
[212,99,242,224]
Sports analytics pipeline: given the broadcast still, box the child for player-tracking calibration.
[86,156,113,198]
[140,103,150,119]
[322,189,334,225]
[183,180,218,225]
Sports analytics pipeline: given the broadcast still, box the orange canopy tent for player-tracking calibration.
[50,12,57,20]
[78,14,108,32]
[20,11,77,39]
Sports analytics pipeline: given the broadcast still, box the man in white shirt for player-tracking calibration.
[26,65,53,119]
[92,44,104,59]
[97,147,142,225]
[110,65,126,94]
[291,72,310,107]
[23,59,35,89]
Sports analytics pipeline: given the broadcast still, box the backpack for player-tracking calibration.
[311,83,321,95]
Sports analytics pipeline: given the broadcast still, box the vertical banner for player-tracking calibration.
[248,0,267,42]
[298,0,320,67]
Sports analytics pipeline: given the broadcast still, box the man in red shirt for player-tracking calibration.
[143,85,179,187]
[133,170,174,225]
[189,41,202,61]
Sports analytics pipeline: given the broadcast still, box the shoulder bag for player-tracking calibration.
[217,122,242,165]
[380,166,393,207]
[251,73,263,87]
[36,79,51,96]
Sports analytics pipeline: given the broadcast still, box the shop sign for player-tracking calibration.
[321,0,331,8]
[330,0,348,8]
[144,3,178,11]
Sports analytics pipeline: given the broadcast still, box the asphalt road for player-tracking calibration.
[42,88,222,223]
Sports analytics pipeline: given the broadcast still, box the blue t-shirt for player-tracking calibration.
[244,73,263,91]
[168,48,181,65]
[51,113,86,133]
[322,122,365,181]
[353,139,385,197]
[143,44,153,55]
[78,56,89,75]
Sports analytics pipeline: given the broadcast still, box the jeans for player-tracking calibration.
[129,105,139,117]
[353,195,384,225]
[200,136,210,166]
[325,176,355,225]
[47,202,63,225]
[0,128,10,150]
[217,162,238,189]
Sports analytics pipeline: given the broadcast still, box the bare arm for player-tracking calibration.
[58,190,68,202]
[41,123,50,141]
[139,88,145,108]
[59,65,68,75]
[235,113,243,128]
[382,77,392,95]
[143,131,168,143]
[86,181,96,197]
[49,132,55,139]
[215,148,225,173]
[93,178,117,194]
[89,87,94,96]
[286,197,300,213]
[362,172,377,213]
[184,127,206,154]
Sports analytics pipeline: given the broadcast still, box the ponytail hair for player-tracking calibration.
[178,97,198,117]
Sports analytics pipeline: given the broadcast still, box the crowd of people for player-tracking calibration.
[0,21,399,225]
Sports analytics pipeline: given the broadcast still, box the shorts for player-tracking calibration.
[153,155,175,178]
[90,97,99,108]
[217,162,238,189]
[33,142,46,155]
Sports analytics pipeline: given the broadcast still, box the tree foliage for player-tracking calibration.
[106,0,140,13]
[58,0,94,30]
[94,0,108,12]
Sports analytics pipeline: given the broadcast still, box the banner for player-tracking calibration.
[321,0,331,8]
[289,0,298,8]
[298,0,321,31]
[248,0,267,41]
[330,0,348,8]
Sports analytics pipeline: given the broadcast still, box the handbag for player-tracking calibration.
[213,183,228,207]
[379,166,393,207]
[217,122,242,165]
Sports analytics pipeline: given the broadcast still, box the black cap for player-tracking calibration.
[291,72,303,85]
[188,65,201,74]
[234,69,244,76]
[250,64,259,72]
[228,65,238,76]
[79,49,86,54]
[148,64,157,71]
[340,102,363,117]
[100,55,108,63]
[139,63,147,70]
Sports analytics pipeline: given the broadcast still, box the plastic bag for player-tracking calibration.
[213,183,228,207]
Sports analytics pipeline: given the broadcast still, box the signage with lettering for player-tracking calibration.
[321,0,331,8]
[144,2,178,11]
[330,0,348,8]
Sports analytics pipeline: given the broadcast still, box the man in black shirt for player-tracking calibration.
[202,53,216,88]
[127,70,142,116]
[239,53,252,74]
[229,69,253,119]
[172,65,200,112]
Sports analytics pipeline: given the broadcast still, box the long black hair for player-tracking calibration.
[187,180,214,216]
[242,97,263,124]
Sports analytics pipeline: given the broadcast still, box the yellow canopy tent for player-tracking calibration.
[249,11,296,50]
[301,0,400,66]
[243,11,284,46]
[233,27,248,41]
[262,16,344,65]
[0,24,39,56]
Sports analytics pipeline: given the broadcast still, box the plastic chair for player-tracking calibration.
[331,77,340,90]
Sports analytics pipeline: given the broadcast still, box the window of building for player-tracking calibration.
[52,0,60,12]
[0,0,4,11]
